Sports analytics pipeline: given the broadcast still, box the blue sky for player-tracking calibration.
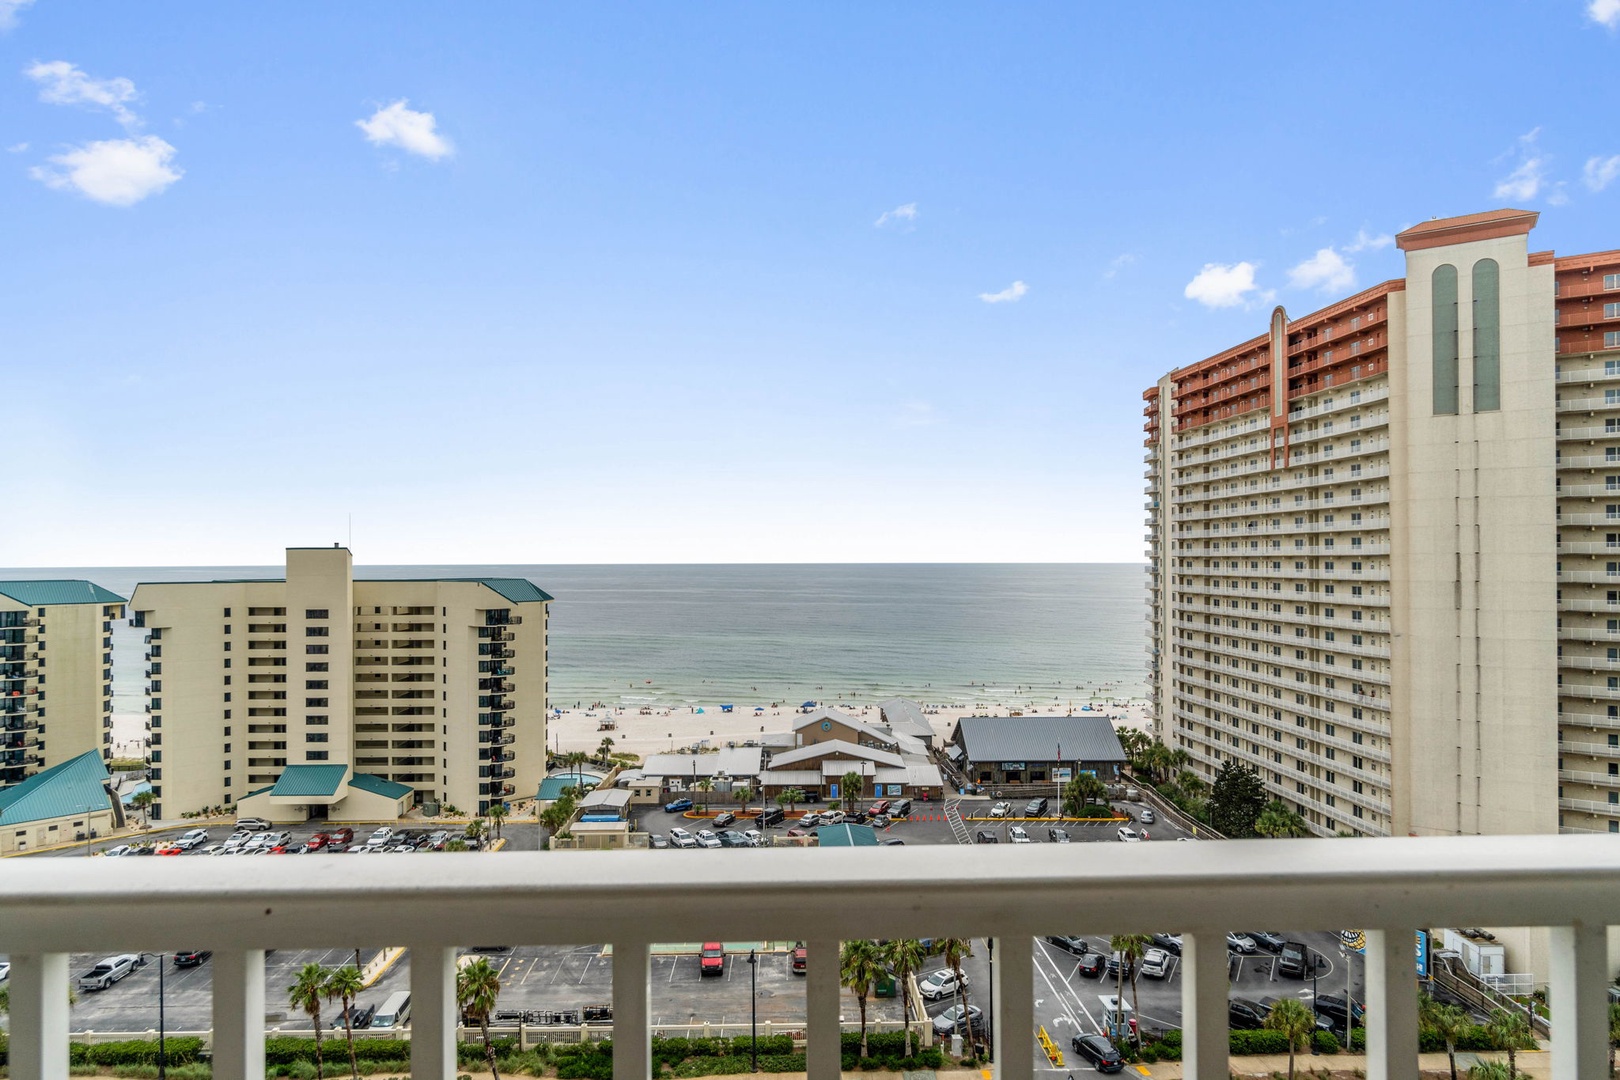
[3,2,1618,566]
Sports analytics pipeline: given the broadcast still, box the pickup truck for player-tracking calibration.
[78,954,140,991]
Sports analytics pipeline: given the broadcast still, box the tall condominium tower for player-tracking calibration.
[1145,208,1620,842]
[130,547,550,822]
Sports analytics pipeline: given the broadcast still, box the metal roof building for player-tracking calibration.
[951,715,1127,786]
[0,581,127,607]
[0,749,120,854]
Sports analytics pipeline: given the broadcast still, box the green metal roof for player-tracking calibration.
[0,750,112,826]
[268,764,349,798]
[130,575,551,604]
[537,772,603,801]
[348,773,413,800]
[0,581,127,607]
[816,823,880,847]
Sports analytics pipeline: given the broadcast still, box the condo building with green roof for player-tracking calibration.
[0,580,127,786]
[129,546,550,823]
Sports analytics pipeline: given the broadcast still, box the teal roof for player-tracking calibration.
[269,764,349,797]
[348,773,412,800]
[537,772,602,801]
[242,785,273,798]
[0,750,112,826]
[816,823,881,847]
[131,576,551,604]
[0,580,126,607]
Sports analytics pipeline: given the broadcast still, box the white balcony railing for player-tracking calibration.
[5,840,1620,1079]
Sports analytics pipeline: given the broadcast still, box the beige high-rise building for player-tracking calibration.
[129,547,550,823]
[0,582,127,786]
[1145,209,1620,845]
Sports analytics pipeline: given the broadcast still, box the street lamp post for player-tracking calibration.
[986,938,995,1064]
[747,949,758,1072]
[142,952,167,1079]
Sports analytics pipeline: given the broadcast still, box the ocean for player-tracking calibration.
[0,563,1148,714]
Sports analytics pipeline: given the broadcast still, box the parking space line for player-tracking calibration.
[667,957,679,984]
[578,954,595,984]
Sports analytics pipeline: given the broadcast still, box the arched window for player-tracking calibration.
[1473,259,1500,411]
[1433,264,1459,415]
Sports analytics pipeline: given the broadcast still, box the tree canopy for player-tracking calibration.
[1208,760,1267,837]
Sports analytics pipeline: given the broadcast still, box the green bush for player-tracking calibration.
[555,1049,615,1079]
[1312,1029,1341,1054]
[758,1052,807,1072]
[66,1038,206,1067]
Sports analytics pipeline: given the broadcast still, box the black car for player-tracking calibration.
[1249,931,1287,953]
[974,831,998,844]
[1105,951,1133,978]
[1150,932,1182,956]
[1314,994,1366,1028]
[712,812,736,828]
[1076,953,1106,978]
[338,1002,375,1029]
[1044,935,1089,956]
[1228,998,1269,1030]
[1258,996,1334,1032]
[1047,827,1072,843]
[173,950,211,968]
[1070,1032,1124,1073]
[1279,940,1310,977]
[890,799,912,817]
[1023,797,1048,817]
[717,829,749,847]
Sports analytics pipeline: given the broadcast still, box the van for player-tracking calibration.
[372,991,412,1030]
[758,807,784,828]
[1278,941,1309,978]
[890,799,912,817]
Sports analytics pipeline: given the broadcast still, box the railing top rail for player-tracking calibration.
[4,837,1620,952]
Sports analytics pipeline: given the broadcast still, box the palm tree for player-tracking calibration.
[839,940,886,1058]
[840,770,864,812]
[1063,774,1108,817]
[884,938,926,1056]
[1263,996,1316,1080]
[1468,1063,1514,1080]
[1609,999,1620,1077]
[444,837,469,851]
[457,955,503,1079]
[487,801,508,841]
[938,937,974,1045]
[131,789,156,825]
[1428,1001,1470,1080]
[324,964,365,1078]
[538,799,572,843]
[1108,933,1151,1047]
[1254,800,1311,838]
[288,962,330,1077]
[695,777,713,813]
[1487,1007,1533,1080]
[733,785,753,818]
[597,736,615,764]
[465,818,488,845]
[784,787,804,813]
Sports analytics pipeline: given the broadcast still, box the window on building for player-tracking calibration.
[1433,264,1460,414]
[1473,259,1500,411]
[305,609,329,619]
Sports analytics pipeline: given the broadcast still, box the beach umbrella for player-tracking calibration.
[754,707,764,713]
[696,707,705,714]
[801,701,816,709]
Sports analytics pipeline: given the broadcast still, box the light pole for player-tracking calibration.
[142,952,167,1079]
[747,949,759,1071]
[986,938,995,1064]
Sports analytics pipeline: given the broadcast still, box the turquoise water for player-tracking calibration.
[0,563,1148,712]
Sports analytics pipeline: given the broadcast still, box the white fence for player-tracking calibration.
[4,836,1620,1079]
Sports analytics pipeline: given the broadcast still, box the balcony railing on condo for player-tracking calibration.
[4,837,1619,1080]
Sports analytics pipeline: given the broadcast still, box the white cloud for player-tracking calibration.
[874,202,917,228]
[1344,228,1393,253]
[356,100,453,160]
[1183,262,1261,309]
[1590,0,1620,28]
[30,135,182,206]
[1103,253,1138,279]
[1493,128,1547,201]
[977,280,1028,304]
[0,0,35,31]
[1584,154,1620,191]
[1287,247,1356,294]
[26,60,140,129]
[6,141,27,153]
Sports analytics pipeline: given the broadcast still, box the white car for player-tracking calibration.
[198,844,224,856]
[101,845,133,858]
[989,801,1012,818]
[1139,808,1157,824]
[181,827,210,843]
[741,829,764,847]
[366,827,394,847]
[1008,826,1032,844]
[670,828,698,849]
[696,830,722,849]
[1139,947,1170,979]
[917,968,969,1001]
[0,961,10,981]
[1227,932,1257,954]
[818,811,845,826]
[1117,827,1142,843]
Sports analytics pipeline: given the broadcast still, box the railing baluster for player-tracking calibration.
[1365,928,1419,1080]
[1180,933,1229,1080]
[805,938,841,1080]
[210,949,265,1080]
[990,936,1033,1080]
[410,945,458,1080]
[1550,923,1608,1080]
[8,953,69,1080]
[612,941,650,1080]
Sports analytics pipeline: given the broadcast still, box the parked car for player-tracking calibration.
[867,799,891,816]
[669,828,697,849]
[1044,935,1089,957]
[1228,998,1269,1030]
[717,829,749,847]
[0,961,10,981]
[989,801,1013,818]
[931,1003,985,1037]
[1023,797,1048,817]
[1139,947,1170,979]
[1105,951,1133,978]
[695,830,722,848]
[917,968,969,1001]
[791,943,807,974]
[1047,827,1071,843]
[890,799,912,817]
[649,833,670,849]
[1249,931,1287,953]
[329,826,354,844]
[819,810,846,825]
[234,817,271,831]
[1139,808,1156,824]
[699,942,725,976]
[365,827,394,848]
[1258,996,1334,1031]
[1279,940,1310,977]
[1227,932,1257,954]
[974,831,999,844]
[1116,827,1142,843]
[337,1002,375,1030]
[1151,933,1183,955]
[880,837,906,845]
[1314,993,1366,1028]
[712,812,736,828]
[741,829,764,847]
[1008,826,1032,844]
[77,954,139,991]
[154,844,184,856]
[1070,1033,1124,1073]
[174,950,212,968]
[1076,953,1106,978]
[664,798,693,813]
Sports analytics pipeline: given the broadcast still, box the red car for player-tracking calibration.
[868,799,891,816]
[306,833,330,850]
[329,827,354,844]
[791,944,807,975]
[700,943,725,976]
[154,844,183,856]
